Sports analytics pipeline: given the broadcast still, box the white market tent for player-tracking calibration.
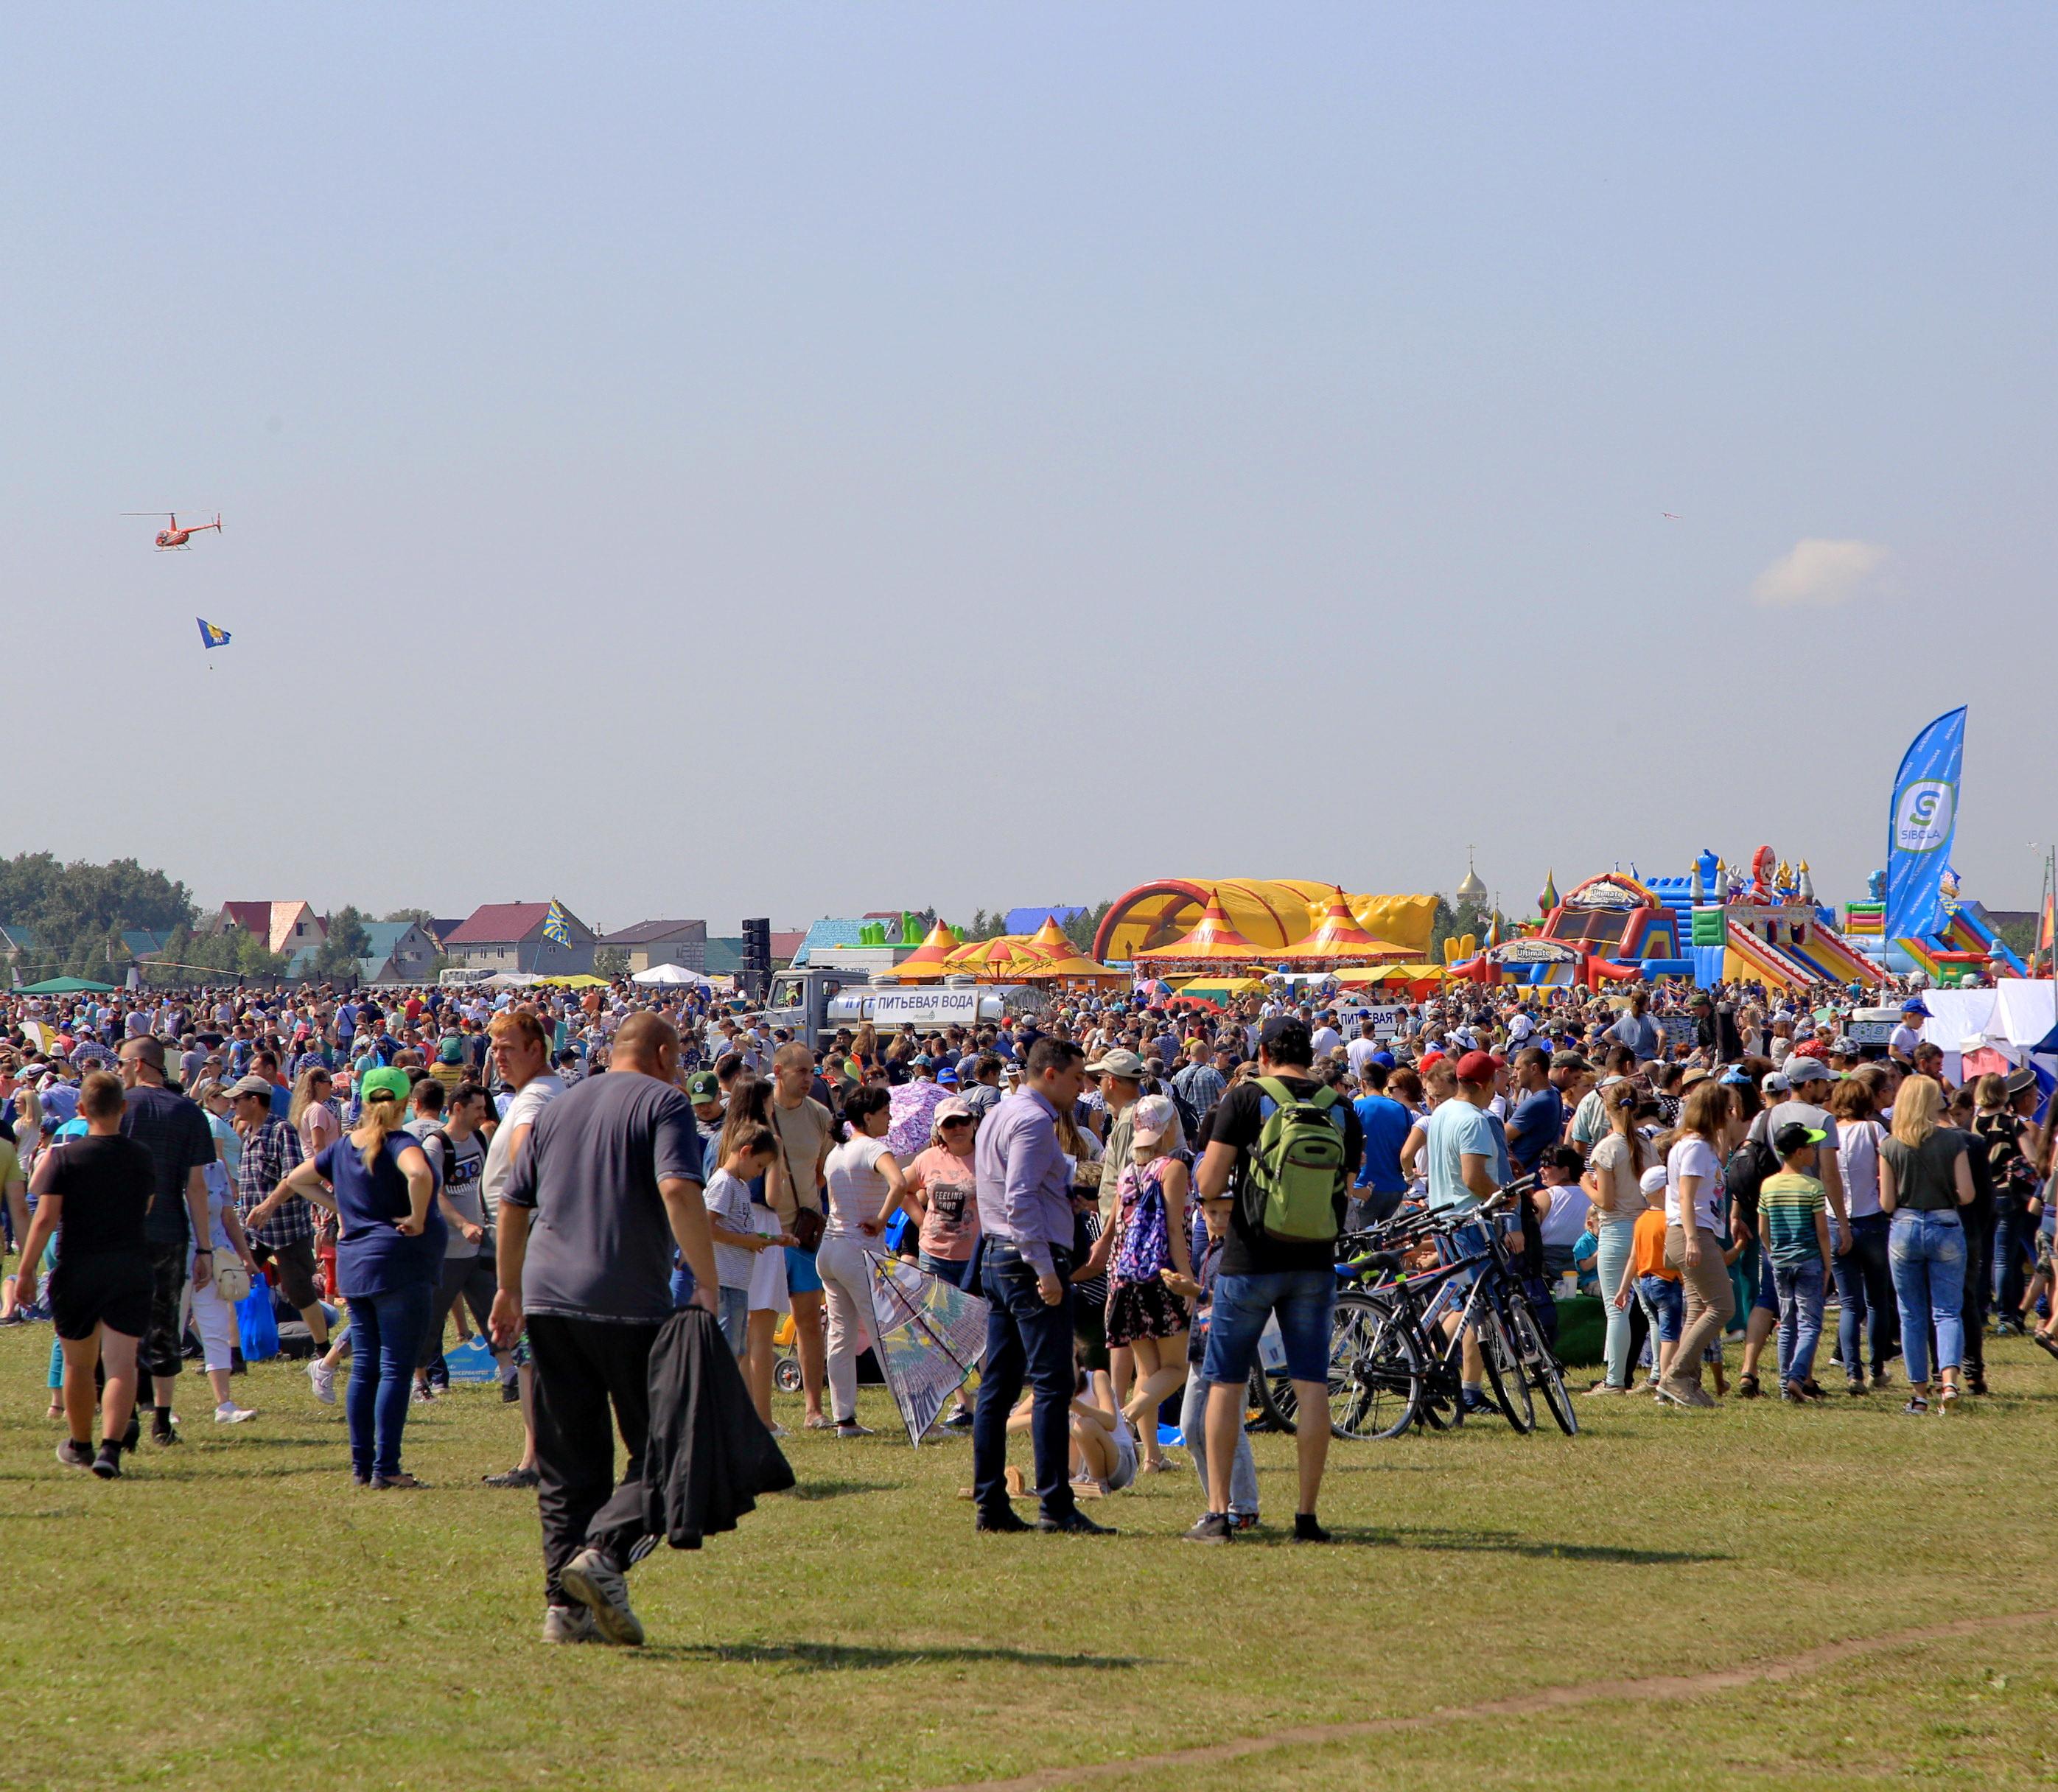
[1917,982,2058,1085]
[631,963,711,987]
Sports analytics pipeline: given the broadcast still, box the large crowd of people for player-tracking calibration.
[1,967,2051,1639]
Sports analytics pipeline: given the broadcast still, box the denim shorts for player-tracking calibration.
[717,1286,749,1354]
[785,1245,825,1296]
[1438,1218,1492,1292]
[1637,1273,1684,1343]
[1200,1268,1334,1385]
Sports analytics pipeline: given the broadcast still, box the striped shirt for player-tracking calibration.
[1759,1169,1827,1268]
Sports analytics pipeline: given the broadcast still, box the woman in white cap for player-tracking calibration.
[1096,1093,1192,1473]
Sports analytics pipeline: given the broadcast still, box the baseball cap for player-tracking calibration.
[359,1066,411,1107]
[1774,1121,1827,1156]
[1085,1048,1147,1080]
[1902,997,1930,1015]
[1129,1093,1178,1144]
[1785,1056,1830,1086]
[437,1036,464,1065]
[1455,1049,1497,1084]
[933,1096,974,1127]
[686,1071,721,1103]
[1639,1165,1669,1196]
[1760,1071,1790,1096]
[1370,1049,1395,1068]
[225,1074,275,1101]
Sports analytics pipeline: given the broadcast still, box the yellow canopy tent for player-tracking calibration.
[1131,889,1267,973]
[1018,950,1125,983]
[877,919,961,981]
[1266,886,1416,968]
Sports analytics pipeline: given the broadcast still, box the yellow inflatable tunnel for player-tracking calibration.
[1093,880,1438,963]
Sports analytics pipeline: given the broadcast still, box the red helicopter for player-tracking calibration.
[123,511,223,550]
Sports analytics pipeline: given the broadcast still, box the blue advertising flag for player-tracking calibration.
[195,617,231,648]
[1883,706,1967,944]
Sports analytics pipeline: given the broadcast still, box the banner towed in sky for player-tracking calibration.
[1884,705,1967,944]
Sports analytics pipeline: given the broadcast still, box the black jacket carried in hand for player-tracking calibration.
[640,1307,795,1550]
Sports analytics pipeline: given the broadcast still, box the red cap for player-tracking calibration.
[1418,1050,1445,1074]
[1455,1050,1497,1084]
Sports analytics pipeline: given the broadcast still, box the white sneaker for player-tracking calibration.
[307,1359,337,1404]
[559,1546,644,1646]
[214,1402,257,1424]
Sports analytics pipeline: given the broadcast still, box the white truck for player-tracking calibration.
[761,967,1045,1044]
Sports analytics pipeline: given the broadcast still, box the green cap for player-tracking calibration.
[686,1071,721,1103]
[360,1066,412,1107]
[438,1035,465,1065]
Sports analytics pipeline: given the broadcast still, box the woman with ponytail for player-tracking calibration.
[258,1065,443,1485]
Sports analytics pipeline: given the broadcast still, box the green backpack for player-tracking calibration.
[1243,1077,1348,1243]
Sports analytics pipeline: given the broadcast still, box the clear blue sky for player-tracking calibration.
[7,5,2054,931]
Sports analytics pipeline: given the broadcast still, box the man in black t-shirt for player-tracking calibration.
[18,1070,155,1475]
[116,1037,216,1449]
[494,1012,715,1648]
[1189,1018,1359,1546]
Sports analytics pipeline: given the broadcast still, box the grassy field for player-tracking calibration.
[3,1326,2055,1792]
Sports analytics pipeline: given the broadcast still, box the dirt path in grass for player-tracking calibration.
[917,1606,2057,1792]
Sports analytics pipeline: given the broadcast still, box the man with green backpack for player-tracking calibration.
[1188,1018,1362,1545]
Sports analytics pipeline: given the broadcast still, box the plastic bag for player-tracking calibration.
[237,1275,281,1360]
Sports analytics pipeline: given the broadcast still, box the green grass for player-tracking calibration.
[3,1328,2056,1791]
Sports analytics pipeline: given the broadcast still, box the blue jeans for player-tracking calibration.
[1595,1221,1636,1387]
[1831,1212,1897,1379]
[1200,1268,1334,1385]
[345,1282,434,1480]
[973,1242,1077,1521]
[1993,1197,2032,1317]
[1772,1258,1827,1386]
[919,1250,981,1292]
[1889,1211,1966,1386]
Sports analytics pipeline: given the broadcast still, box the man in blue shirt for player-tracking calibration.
[1504,1047,1564,1178]
[1349,1061,1413,1227]
[1423,1051,1511,1413]
[971,1038,1110,1537]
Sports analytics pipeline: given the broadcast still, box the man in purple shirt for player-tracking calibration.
[970,1038,1112,1536]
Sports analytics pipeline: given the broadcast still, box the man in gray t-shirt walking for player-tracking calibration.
[494,1013,714,1647]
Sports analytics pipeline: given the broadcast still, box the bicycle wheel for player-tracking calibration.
[1507,1292,1578,1437]
[1327,1291,1421,1441]
[1478,1306,1535,1434]
[1255,1362,1298,1433]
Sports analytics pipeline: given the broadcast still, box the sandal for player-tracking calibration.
[1902,1396,1929,1416]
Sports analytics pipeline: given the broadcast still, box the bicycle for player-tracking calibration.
[1325,1184,1576,1440]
